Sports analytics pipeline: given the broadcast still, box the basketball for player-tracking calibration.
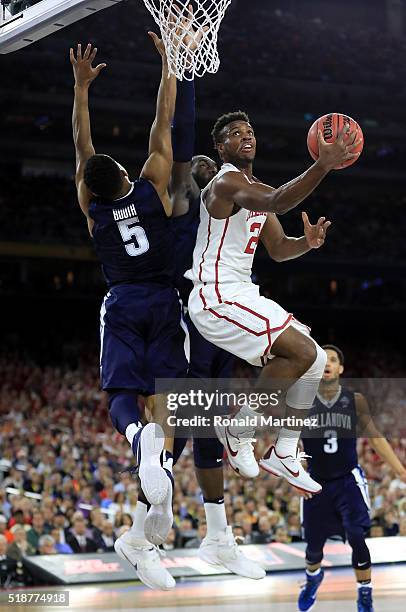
[307,113,364,169]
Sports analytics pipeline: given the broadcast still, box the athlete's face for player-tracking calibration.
[192,156,217,189]
[218,121,256,165]
[322,349,344,382]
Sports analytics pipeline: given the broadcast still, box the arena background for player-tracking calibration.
[0,0,405,598]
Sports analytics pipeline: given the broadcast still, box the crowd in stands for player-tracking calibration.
[0,173,405,269]
[0,350,405,585]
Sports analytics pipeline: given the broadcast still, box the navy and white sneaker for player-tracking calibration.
[133,423,169,506]
[144,467,174,546]
[298,569,324,611]
[357,586,374,612]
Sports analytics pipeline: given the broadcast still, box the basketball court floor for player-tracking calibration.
[1,564,404,611]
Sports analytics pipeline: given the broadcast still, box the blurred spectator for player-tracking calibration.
[50,528,73,554]
[273,527,291,544]
[398,518,406,537]
[0,534,17,588]
[27,511,47,553]
[38,535,57,555]
[7,526,33,561]
[369,522,385,538]
[98,520,116,552]
[66,516,98,554]
[185,522,207,549]
[162,528,179,551]
[0,516,13,544]
[253,517,273,544]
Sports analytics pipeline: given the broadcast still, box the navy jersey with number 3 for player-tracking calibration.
[89,179,174,287]
[303,387,358,481]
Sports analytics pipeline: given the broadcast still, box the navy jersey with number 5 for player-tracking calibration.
[303,387,358,481]
[89,179,174,287]
[88,178,188,395]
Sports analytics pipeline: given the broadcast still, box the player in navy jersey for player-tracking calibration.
[298,345,406,612]
[70,36,188,590]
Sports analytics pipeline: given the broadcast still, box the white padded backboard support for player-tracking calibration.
[0,0,124,53]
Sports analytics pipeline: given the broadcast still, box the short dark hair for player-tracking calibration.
[322,344,344,365]
[211,111,250,147]
[84,154,123,199]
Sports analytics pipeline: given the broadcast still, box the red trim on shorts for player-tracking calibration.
[198,216,212,282]
[198,296,293,366]
[207,306,268,336]
[214,218,230,304]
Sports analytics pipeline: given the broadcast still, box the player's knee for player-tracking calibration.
[305,343,327,379]
[306,548,324,566]
[295,337,318,376]
[286,344,327,410]
[347,529,371,570]
[193,437,224,469]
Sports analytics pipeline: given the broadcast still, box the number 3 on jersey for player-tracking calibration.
[117,216,150,257]
[323,430,338,454]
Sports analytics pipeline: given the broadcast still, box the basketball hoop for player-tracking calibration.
[142,0,232,81]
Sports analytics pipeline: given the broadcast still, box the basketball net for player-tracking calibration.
[142,0,232,80]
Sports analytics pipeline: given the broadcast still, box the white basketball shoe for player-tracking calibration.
[259,446,322,495]
[199,526,265,579]
[115,530,175,591]
[135,423,169,506]
[215,407,259,478]
[144,473,173,546]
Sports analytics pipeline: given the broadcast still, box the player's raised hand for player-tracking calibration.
[70,44,106,87]
[148,31,166,59]
[317,124,362,172]
[302,211,331,249]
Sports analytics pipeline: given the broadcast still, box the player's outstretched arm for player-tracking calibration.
[170,77,200,217]
[140,33,177,215]
[356,393,406,481]
[260,212,331,262]
[211,126,361,216]
[70,44,106,222]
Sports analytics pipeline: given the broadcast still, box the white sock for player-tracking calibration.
[130,501,148,540]
[275,427,300,457]
[125,422,142,447]
[358,582,372,589]
[204,502,228,538]
[307,568,321,576]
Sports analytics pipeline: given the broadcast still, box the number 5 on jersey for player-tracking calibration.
[117,216,150,257]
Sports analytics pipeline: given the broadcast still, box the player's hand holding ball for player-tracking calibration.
[307,113,364,171]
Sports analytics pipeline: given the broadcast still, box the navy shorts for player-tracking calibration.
[100,283,188,395]
[172,314,234,467]
[302,466,371,546]
[185,313,234,379]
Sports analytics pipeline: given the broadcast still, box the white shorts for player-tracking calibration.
[188,282,310,367]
